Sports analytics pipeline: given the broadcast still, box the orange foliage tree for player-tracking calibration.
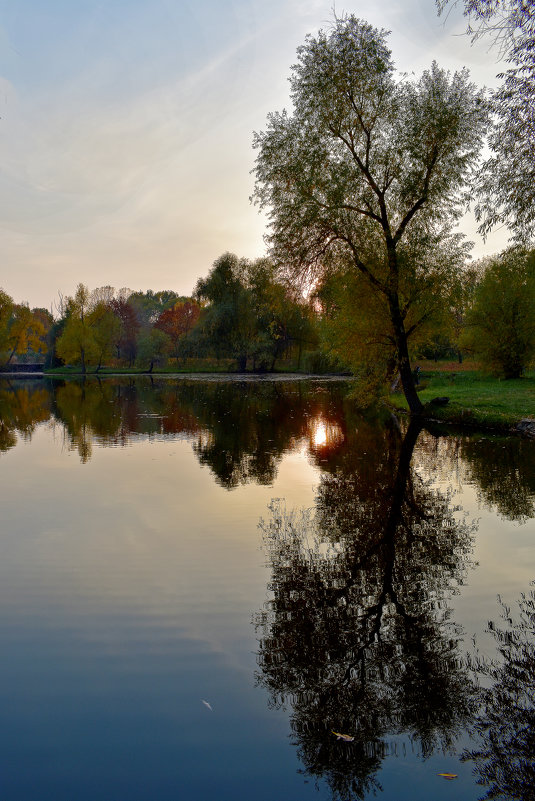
[154,300,201,361]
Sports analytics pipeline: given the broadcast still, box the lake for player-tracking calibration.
[0,376,534,801]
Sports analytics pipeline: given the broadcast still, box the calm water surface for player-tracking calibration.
[0,376,534,801]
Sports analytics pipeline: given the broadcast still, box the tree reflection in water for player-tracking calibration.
[256,419,477,800]
[0,379,51,452]
[464,586,535,801]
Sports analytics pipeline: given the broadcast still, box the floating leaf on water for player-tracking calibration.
[438,773,458,780]
[202,699,213,711]
[331,730,354,742]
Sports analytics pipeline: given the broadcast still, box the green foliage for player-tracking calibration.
[135,327,169,371]
[0,289,14,354]
[253,14,487,412]
[56,284,98,372]
[88,302,122,370]
[300,349,347,375]
[128,289,186,327]
[462,248,535,378]
[195,253,314,371]
[438,0,535,240]
[315,236,465,400]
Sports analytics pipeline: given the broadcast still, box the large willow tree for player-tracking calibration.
[253,15,487,413]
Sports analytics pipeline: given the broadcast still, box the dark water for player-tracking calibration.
[1,376,534,801]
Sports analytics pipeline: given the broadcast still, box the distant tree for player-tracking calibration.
[462,247,535,377]
[437,0,535,239]
[195,253,257,370]
[128,290,184,327]
[0,289,13,337]
[56,284,98,373]
[109,297,140,366]
[154,300,201,362]
[1,304,47,366]
[87,302,122,371]
[136,328,169,372]
[247,258,316,371]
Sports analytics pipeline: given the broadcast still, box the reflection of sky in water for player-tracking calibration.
[0,385,534,800]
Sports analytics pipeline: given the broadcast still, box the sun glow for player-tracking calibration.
[313,421,327,447]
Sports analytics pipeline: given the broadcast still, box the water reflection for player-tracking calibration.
[0,379,51,451]
[256,420,477,800]
[2,376,535,513]
[0,377,353,488]
[1,376,535,800]
[464,585,535,801]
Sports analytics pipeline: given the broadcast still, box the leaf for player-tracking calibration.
[331,730,355,742]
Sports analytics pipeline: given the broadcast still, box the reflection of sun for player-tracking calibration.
[313,421,327,447]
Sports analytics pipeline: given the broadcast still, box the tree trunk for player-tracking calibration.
[389,295,423,415]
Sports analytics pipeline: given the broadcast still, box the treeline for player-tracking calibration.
[0,253,317,374]
[1,246,534,380]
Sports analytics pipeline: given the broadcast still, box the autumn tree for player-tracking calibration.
[88,301,122,371]
[0,303,48,366]
[154,299,201,362]
[316,231,465,395]
[128,290,184,327]
[253,14,487,413]
[109,296,140,365]
[0,289,14,353]
[56,284,98,373]
[246,258,316,371]
[462,247,535,377]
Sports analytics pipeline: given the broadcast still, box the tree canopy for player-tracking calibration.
[438,0,535,239]
[253,14,487,412]
[462,247,535,377]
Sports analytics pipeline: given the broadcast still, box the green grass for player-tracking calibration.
[391,369,535,428]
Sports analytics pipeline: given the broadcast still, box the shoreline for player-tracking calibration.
[2,368,534,437]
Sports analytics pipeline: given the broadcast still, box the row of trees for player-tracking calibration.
[1,243,534,381]
[0,254,316,374]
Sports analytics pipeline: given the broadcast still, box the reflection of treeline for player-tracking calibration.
[0,378,353,480]
[464,586,535,801]
[256,420,477,799]
[415,431,535,522]
[0,380,52,452]
[2,379,535,519]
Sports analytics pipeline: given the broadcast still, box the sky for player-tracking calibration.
[0,0,511,310]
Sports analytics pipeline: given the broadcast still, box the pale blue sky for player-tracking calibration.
[0,0,509,309]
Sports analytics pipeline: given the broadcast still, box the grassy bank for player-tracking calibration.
[391,367,535,429]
